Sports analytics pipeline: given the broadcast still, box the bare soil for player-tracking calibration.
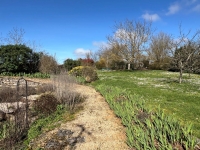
[33,84,129,150]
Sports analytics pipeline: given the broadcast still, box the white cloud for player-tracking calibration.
[142,13,160,21]
[92,41,108,47]
[166,3,180,15]
[193,4,200,12]
[74,48,90,58]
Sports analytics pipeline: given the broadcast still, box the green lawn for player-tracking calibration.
[92,70,200,138]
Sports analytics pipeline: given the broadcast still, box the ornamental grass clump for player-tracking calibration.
[95,84,196,149]
[51,72,85,112]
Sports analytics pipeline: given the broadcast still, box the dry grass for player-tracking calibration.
[0,72,85,149]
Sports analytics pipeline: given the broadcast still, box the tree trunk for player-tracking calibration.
[128,63,130,70]
[179,68,183,83]
[179,61,183,83]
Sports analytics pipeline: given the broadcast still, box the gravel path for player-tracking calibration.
[32,84,129,150]
[61,85,129,150]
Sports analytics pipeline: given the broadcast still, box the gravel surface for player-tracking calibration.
[32,84,129,150]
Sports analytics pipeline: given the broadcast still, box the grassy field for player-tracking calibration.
[92,70,200,138]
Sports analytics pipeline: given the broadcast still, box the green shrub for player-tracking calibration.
[69,66,98,82]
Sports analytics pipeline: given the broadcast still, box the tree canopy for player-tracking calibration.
[0,44,40,73]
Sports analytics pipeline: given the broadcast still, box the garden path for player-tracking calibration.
[63,84,129,150]
[33,84,129,150]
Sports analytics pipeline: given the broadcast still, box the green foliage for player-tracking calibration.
[24,105,69,146]
[110,60,127,70]
[64,58,81,71]
[0,122,15,140]
[92,70,200,138]
[0,44,40,74]
[95,84,196,149]
[0,72,50,78]
[69,66,98,82]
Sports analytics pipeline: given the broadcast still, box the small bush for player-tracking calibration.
[69,66,98,82]
[33,93,60,116]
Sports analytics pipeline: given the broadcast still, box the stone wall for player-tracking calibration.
[0,77,42,87]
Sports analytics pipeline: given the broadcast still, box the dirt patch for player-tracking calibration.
[32,84,129,150]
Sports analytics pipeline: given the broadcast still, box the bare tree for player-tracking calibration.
[26,40,42,52]
[184,42,200,76]
[86,50,100,63]
[5,27,25,45]
[170,25,200,83]
[0,33,4,45]
[39,53,58,74]
[97,46,112,69]
[107,19,153,69]
[149,32,173,62]
[148,32,173,69]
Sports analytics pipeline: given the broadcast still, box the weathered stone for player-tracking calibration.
[67,137,77,146]
[85,76,91,83]
[5,113,15,121]
[56,129,73,140]
[45,140,62,150]
[0,102,25,113]
[0,110,6,121]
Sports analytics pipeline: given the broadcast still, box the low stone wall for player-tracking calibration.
[0,77,42,87]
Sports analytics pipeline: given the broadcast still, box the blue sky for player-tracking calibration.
[0,0,200,64]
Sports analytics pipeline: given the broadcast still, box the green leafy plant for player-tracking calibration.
[92,70,200,138]
[24,105,69,146]
[95,84,196,149]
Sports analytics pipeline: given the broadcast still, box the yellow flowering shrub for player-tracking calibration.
[69,66,98,82]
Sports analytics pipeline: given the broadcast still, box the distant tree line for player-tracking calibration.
[63,58,94,71]
[2,24,200,83]
[93,20,200,83]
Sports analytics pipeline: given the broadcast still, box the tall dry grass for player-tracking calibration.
[51,72,84,112]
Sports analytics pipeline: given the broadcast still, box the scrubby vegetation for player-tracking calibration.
[0,73,85,149]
